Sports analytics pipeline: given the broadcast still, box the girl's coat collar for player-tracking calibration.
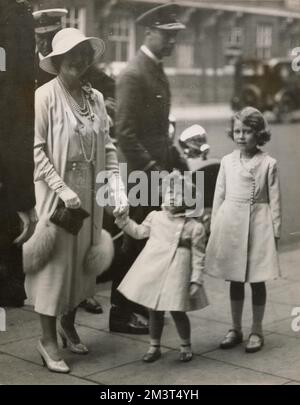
[232,149,267,176]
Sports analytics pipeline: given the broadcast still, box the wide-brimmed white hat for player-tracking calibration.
[40,28,105,75]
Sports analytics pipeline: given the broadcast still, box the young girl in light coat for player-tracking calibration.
[115,172,209,363]
[206,107,281,353]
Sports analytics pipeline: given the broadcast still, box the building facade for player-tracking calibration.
[32,0,300,104]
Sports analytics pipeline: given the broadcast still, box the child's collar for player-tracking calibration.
[162,204,196,218]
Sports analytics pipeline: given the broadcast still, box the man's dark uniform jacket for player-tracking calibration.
[111,49,187,317]
[0,0,35,305]
[116,49,184,174]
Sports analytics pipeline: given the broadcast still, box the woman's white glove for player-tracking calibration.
[107,174,129,217]
[59,188,82,209]
[114,212,130,229]
[113,191,129,218]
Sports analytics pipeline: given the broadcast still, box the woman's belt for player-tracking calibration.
[66,161,94,171]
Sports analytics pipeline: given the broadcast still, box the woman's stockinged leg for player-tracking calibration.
[250,282,266,336]
[39,314,60,361]
[230,281,245,333]
[61,307,80,344]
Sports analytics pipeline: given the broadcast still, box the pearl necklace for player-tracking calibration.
[58,77,95,121]
[58,77,95,163]
[78,129,95,163]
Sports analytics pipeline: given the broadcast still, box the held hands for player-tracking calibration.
[112,190,129,218]
[59,188,82,209]
[108,174,129,218]
[114,211,130,229]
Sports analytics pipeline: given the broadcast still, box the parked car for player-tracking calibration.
[231,57,300,122]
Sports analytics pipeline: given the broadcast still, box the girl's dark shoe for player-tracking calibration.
[142,346,161,363]
[220,329,243,349]
[245,333,264,353]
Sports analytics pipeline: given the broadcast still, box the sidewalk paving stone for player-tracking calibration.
[0,326,166,378]
[204,333,300,382]
[0,353,96,385]
[265,318,300,339]
[87,353,288,385]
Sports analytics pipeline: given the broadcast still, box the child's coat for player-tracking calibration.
[206,150,281,283]
[118,210,209,311]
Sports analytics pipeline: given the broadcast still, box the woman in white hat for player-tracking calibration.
[24,28,128,373]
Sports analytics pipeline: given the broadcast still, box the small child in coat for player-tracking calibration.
[115,172,209,363]
[206,106,281,353]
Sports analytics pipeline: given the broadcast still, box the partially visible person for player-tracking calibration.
[112,2,188,334]
[178,124,221,239]
[206,107,281,353]
[115,171,209,363]
[33,8,67,88]
[0,0,37,307]
[25,28,128,373]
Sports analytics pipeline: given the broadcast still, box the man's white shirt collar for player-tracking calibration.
[141,45,161,65]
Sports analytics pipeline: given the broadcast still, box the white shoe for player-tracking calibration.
[37,340,70,374]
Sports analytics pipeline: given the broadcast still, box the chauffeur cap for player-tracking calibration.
[136,3,186,31]
[33,8,68,34]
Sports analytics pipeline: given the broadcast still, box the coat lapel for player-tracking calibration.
[138,50,169,87]
[232,149,266,178]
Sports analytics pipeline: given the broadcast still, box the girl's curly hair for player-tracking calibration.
[227,106,271,146]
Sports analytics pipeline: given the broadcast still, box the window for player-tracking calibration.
[286,0,300,9]
[256,24,273,59]
[176,43,194,69]
[62,7,86,34]
[226,26,243,48]
[107,15,135,62]
[176,29,195,69]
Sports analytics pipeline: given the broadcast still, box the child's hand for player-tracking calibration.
[189,282,201,297]
[114,212,129,229]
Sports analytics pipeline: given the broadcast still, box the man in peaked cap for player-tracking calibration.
[111,3,188,334]
[33,8,67,87]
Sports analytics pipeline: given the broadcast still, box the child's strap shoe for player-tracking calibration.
[220,329,243,349]
[142,345,161,363]
[245,333,264,353]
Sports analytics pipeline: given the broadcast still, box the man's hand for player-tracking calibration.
[13,208,38,246]
[189,282,201,297]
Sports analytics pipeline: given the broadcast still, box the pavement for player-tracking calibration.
[0,242,300,385]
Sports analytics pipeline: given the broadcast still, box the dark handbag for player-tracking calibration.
[50,199,90,235]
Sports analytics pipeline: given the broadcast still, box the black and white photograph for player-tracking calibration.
[0,0,300,387]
